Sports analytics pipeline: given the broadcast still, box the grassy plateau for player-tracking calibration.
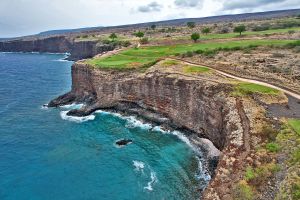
[86,39,296,69]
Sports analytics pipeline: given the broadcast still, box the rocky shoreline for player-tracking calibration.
[47,60,267,199]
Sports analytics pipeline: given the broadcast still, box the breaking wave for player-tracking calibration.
[60,111,95,123]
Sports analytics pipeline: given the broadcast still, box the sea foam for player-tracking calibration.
[60,111,95,123]
[144,171,157,191]
[133,160,145,172]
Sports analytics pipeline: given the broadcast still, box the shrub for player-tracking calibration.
[151,24,156,30]
[245,164,280,187]
[233,181,254,200]
[261,125,278,141]
[121,41,131,47]
[134,31,145,38]
[186,51,194,57]
[252,25,270,32]
[219,27,230,34]
[292,182,300,199]
[109,33,117,41]
[266,142,280,152]
[187,22,196,29]
[285,40,300,48]
[288,30,296,35]
[201,27,211,35]
[191,33,200,42]
[234,25,246,35]
[245,167,255,181]
[140,37,149,44]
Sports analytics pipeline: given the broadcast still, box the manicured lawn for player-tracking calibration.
[232,82,280,96]
[184,65,210,73]
[86,39,296,69]
[288,119,300,135]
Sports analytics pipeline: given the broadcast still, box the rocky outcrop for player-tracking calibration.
[49,62,276,199]
[0,36,115,61]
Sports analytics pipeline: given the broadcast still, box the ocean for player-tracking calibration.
[0,53,210,200]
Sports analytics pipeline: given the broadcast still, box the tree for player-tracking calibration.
[191,33,200,42]
[234,25,246,36]
[201,27,211,35]
[151,24,156,30]
[187,22,196,29]
[109,33,117,41]
[134,31,145,38]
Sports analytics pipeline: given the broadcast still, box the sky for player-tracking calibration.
[0,0,299,38]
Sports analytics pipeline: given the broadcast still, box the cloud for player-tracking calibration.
[174,0,204,8]
[223,0,285,10]
[137,1,163,13]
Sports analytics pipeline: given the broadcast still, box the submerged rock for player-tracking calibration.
[115,139,133,147]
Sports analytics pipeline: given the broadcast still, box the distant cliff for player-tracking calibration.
[0,36,115,61]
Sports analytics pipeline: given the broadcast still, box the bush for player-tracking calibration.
[292,182,300,199]
[134,31,145,38]
[233,181,254,200]
[288,30,296,35]
[261,125,278,141]
[187,22,196,29]
[219,27,230,34]
[109,33,117,41]
[266,142,280,152]
[121,41,131,47]
[201,27,211,35]
[245,164,280,187]
[234,25,246,35]
[140,37,149,44]
[191,33,200,42]
[252,25,270,32]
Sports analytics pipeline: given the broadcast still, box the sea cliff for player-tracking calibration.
[48,61,283,199]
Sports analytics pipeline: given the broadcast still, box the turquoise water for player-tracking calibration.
[0,53,209,200]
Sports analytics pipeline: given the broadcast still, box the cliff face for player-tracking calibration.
[49,62,257,199]
[0,36,115,61]
[58,63,235,149]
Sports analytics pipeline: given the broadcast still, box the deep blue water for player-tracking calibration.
[0,53,209,200]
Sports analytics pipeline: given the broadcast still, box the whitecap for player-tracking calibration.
[95,110,153,130]
[144,171,157,191]
[133,160,145,172]
[124,116,152,130]
[41,104,49,110]
[60,103,84,110]
[152,126,170,134]
[60,111,95,123]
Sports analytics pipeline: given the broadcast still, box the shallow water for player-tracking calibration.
[0,53,209,200]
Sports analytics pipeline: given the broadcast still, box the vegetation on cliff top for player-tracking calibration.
[183,65,210,74]
[86,39,295,69]
[232,82,280,96]
[288,119,300,135]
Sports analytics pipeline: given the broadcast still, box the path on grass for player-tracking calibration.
[170,58,300,101]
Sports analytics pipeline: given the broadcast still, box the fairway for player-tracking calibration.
[86,39,296,69]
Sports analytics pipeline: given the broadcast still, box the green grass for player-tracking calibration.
[161,60,180,66]
[232,82,280,96]
[266,142,281,153]
[156,27,300,41]
[184,65,210,73]
[86,39,296,69]
[288,119,300,135]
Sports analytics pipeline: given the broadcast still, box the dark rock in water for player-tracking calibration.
[115,139,133,147]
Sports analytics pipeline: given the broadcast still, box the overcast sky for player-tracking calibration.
[0,0,299,38]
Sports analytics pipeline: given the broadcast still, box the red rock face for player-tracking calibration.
[70,63,236,150]
[50,62,252,199]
